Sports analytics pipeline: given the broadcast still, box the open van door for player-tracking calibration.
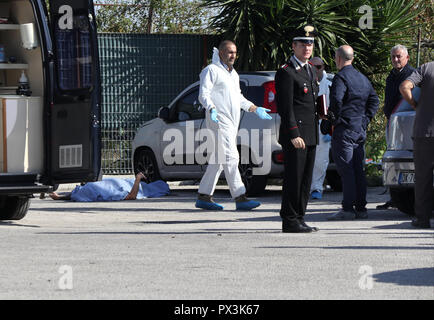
[46,0,101,184]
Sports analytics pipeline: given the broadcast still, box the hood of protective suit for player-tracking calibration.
[319,70,331,107]
[212,47,220,65]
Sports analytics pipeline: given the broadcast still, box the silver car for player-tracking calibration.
[131,72,338,195]
[382,87,434,215]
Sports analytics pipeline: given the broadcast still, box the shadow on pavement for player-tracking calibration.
[373,267,434,287]
[0,221,40,228]
[37,230,280,236]
[30,207,201,213]
[257,245,434,251]
[373,222,430,230]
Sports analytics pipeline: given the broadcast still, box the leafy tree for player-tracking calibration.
[95,1,137,33]
[201,0,425,74]
[96,0,216,34]
[198,0,272,70]
[201,0,430,162]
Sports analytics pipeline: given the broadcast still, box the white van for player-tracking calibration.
[0,0,101,220]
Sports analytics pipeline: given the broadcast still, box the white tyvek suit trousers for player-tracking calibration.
[198,162,245,199]
[310,125,331,193]
[198,121,246,199]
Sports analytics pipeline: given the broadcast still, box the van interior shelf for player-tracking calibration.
[0,24,20,30]
[0,63,28,69]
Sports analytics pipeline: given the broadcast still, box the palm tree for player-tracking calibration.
[201,0,273,70]
[283,0,360,68]
[201,0,426,163]
[201,0,423,75]
[342,0,422,77]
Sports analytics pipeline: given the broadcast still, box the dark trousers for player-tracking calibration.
[331,137,367,212]
[413,137,434,221]
[280,144,316,222]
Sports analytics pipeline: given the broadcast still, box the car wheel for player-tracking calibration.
[390,187,415,216]
[134,149,161,183]
[326,170,342,192]
[238,155,267,196]
[0,196,30,220]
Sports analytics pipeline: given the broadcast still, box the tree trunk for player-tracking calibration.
[147,0,155,34]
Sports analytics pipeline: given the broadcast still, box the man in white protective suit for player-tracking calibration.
[309,57,332,200]
[195,40,272,211]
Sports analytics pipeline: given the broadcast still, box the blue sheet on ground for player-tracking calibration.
[70,178,170,202]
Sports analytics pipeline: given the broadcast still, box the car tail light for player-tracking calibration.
[263,81,277,113]
[272,150,284,164]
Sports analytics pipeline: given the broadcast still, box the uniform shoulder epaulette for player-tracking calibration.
[280,63,289,69]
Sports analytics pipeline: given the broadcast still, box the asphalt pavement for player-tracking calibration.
[0,182,433,300]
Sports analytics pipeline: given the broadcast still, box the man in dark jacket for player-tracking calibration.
[275,25,320,233]
[327,45,379,220]
[377,45,415,210]
[384,45,415,119]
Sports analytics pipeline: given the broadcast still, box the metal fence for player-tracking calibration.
[98,33,218,174]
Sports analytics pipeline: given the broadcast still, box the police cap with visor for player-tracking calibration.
[293,25,317,44]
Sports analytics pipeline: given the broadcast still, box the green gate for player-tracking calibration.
[98,33,217,174]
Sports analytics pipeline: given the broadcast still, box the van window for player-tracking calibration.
[175,88,205,121]
[54,15,93,91]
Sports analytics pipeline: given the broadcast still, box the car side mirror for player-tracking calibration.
[158,107,170,121]
[193,100,203,111]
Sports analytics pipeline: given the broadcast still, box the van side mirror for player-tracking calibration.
[158,107,170,121]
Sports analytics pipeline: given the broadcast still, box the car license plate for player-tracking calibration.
[398,172,415,184]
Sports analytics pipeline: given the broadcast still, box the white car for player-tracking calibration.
[131,72,338,195]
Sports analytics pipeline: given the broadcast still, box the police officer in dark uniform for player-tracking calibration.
[326,45,379,220]
[275,25,320,233]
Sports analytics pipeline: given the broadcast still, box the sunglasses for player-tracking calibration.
[314,65,324,70]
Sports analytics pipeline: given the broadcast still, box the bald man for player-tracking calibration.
[327,45,379,220]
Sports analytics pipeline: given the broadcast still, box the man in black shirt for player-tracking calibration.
[384,45,415,119]
[377,45,415,210]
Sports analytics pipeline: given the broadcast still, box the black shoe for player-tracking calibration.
[282,220,314,233]
[298,219,319,231]
[376,200,394,210]
[411,218,431,229]
[355,208,368,219]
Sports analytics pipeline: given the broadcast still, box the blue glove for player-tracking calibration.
[210,108,218,123]
[255,107,272,120]
[322,134,332,142]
